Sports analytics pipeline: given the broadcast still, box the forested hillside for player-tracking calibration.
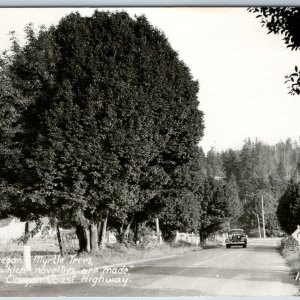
[204,138,300,236]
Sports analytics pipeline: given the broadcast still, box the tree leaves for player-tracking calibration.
[249,7,300,95]
[277,179,300,234]
[0,10,205,231]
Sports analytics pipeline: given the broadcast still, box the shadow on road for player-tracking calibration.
[131,264,292,284]
[225,246,277,253]
[201,244,223,249]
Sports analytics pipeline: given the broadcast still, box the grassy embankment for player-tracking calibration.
[278,236,300,279]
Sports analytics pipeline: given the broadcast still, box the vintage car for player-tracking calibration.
[225,229,247,248]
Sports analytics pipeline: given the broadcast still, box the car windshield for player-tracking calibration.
[228,229,244,235]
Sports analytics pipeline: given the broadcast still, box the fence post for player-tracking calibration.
[174,231,179,243]
[23,245,31,272]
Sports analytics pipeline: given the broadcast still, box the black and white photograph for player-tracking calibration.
[0,6,300,297]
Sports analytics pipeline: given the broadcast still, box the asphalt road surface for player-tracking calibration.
[0,238,298,296]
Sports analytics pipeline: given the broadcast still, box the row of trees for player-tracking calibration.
[0,11,236,252]
[5,8,298,251]
[203,138,300,236]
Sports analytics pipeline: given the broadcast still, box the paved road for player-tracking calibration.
[0,238,298,296]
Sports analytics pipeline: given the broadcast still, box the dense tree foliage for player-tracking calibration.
[159,146,205,241]
[198,177,232,241]
[0,52,34,220]
[219,138,300,236]
[0,11,206,249]
[277,179,300,234]
[206,148,224,178]
[226,175,243,226]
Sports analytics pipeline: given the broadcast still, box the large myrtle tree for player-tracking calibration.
[1,11,204,250]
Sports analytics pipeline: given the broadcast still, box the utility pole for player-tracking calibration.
[256,213,261,239]
[261,196,266,238]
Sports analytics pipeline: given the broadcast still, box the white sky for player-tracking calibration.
[0,7,299,153]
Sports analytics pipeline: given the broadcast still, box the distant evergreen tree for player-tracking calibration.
[198,178,231,242]
[206,147,224,178]
[221,149,241,182]
[226,175,243,227]
[277,179,300,234]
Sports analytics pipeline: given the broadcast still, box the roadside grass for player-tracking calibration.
[0,241,200,282]
[77,241,199,267]
[201,240,223,249]
[277,237,300,278]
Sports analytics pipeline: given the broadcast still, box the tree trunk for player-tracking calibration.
[106,230,110,245]
[90,223,98,251]
[199,230,202,244]
[118,221,125,243]
[24,221,29,242]
[100,213,108,249]
[134,222,139,244]
[97,221,102,246]
[76,225,87,252]
[199,230,206,245]
[24,221,30,245]
[120,221,124,234]
[84,227,90,252]
[25,222,29,235]
[124,216,134,241]
[56,225,64,256]
[155,217,160,243]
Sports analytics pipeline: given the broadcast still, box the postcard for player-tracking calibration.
[0,6,299,297]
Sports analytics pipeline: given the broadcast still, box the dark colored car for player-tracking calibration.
[225,229,247,248]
